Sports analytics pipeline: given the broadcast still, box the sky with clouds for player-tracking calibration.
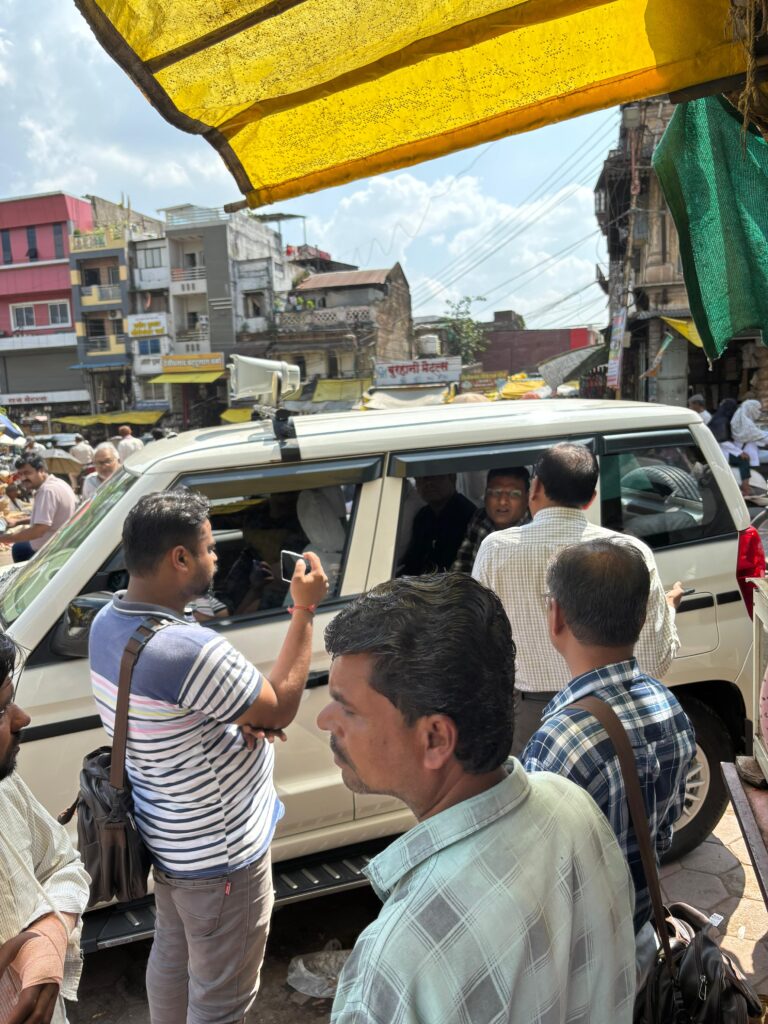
[0,0,621,329]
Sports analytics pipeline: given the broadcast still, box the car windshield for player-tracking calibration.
[0,469,136,626]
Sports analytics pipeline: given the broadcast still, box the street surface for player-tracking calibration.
[65,806,768,1022]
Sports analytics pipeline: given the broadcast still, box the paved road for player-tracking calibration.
[66,888,381,1024]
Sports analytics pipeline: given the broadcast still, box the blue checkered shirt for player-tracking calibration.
[331,770,635,1024]
[522,659,696,933]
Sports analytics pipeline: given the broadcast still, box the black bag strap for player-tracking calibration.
[110,615,172,790]
[571,695,675,980]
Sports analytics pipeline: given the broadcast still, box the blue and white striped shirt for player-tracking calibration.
[522,659,696,933]
[90,594,283,878]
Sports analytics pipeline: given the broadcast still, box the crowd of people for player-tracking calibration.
[0,435,706,1024]
[0,425,171,563]
[689,392,768,497]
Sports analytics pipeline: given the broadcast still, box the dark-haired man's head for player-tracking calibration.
[546,540,649,666]
[484,467,530,530]
[123,492,216,602]
[529,443,598,516]
[14,454,48,490]
[318,573,515,819]
[151,428,165,441]
[415,474,457,511]
[0,633,29,780]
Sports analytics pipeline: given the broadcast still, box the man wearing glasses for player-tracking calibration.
[81,443,120,501]
[452,467,530,572]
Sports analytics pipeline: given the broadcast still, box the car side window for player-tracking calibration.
[600,438,736,550]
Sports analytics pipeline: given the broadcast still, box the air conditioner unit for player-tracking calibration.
[198,315,209,327]
[108,310,121,320]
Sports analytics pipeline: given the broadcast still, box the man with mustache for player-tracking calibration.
[317,574,636,1024]
[0,633,90,1024]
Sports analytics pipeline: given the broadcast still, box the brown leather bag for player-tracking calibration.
[572,696,763,1024]
[59,616,171,906]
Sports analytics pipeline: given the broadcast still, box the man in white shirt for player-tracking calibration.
[81,443,120,501]
[68,434,94,492]
[688,394,712,425]
[473,443,684,755]
[0,455,76,563]
[116,425,143,463]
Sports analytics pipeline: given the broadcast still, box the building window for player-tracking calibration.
[327,352,339,377]
[11,305,35,329]
[138,338,161,356]
[142,382,167,401]
[139,247,164,269]
[48,302,70,326]
[53,223,65,259]
[26,227,38,261]
[83,268,100,286]
[1,230,11,265]
[86,318,106,338]
[107,265,120,285]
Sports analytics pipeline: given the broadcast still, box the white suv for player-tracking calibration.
[3,398,761,948]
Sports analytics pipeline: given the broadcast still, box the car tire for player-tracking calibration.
[663,696,735,862]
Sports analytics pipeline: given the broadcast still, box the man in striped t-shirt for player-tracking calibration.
[89,492,328,1024]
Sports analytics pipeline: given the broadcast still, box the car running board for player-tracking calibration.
[81,842,385,953]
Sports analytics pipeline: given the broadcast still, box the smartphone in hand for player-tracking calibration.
[280,549,310,582]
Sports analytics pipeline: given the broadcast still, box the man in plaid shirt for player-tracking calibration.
[319,573,636,1024]
[523,539,696,941]
[451,467,530,573]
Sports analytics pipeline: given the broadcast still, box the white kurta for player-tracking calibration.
[0,775,90,1022]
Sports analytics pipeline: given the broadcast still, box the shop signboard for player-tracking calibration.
[126,313,170,338]
[0,390,90,406]
[460,372,502,394]
[161,353,225,373]
[374,357,461,387]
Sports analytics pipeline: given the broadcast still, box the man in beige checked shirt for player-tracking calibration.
[474,443,684,757]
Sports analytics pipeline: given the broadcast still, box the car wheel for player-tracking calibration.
[663,697,735,862]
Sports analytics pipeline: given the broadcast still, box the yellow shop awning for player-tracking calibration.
[55,410,166,426]
[662,317,704,348]
[75,0,746,206]
[149,371,225,384]
[220,407,253,423]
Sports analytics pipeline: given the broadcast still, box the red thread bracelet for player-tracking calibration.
[288,604,316,615]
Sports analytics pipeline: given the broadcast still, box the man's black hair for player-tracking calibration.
[14,454,46,473]
[486,466,530,488]
[325,573,515,773]
[547,539,650,647]
[123,491,210,576]
[534,443,598,507]
[151,428,165,441]
[0,631,22,682]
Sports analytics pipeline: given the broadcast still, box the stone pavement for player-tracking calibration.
[661,804,768,996]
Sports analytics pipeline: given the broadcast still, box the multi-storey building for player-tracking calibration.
[595,99,765,408]
[0,192,93,425]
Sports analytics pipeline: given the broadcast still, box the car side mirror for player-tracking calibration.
[51,592,113,659]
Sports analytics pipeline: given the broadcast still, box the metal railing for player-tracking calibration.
[165,207,226,228]
[81,284,121,300]
[171,267,207,281]
[175,328,210,346]
[84,334,127,352]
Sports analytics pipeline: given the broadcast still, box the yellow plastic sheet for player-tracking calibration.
[662,316,705,348]
[55,410,166,426]
[75,0,745,206]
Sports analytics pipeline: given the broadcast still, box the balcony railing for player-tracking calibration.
[277,306,374,332]
[80,284,121,301]
[171,267,207,282]
[165,207,226,228]
[175,328,210,348]
[84,334,127,353]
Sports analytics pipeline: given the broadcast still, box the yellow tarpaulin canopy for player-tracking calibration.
[75,0,745,206]
[55,410,166,426]
[220,407,253,423]
[313,378,371,402]
[662,317,705,348]
[148,371,225,384]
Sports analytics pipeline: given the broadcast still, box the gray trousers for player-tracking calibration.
[510,689,559,758]
[146,850,273,1024]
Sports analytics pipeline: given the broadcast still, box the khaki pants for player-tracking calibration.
[146,850,273,1024]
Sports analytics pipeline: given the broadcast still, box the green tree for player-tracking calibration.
[442,296,489,364]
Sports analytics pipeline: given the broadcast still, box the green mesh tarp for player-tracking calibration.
[653,96,768,362]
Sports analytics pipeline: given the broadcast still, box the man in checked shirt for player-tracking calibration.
[473,443,684,756]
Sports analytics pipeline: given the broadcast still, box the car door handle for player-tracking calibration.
[306,670,329,688]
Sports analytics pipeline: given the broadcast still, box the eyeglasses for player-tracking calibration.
[94,460,115,466]
[485,488,525,500]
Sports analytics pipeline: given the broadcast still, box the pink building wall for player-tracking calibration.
[0,193,91,336]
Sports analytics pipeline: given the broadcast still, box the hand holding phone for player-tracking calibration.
[281,549,310,582]
[284,550,330,608]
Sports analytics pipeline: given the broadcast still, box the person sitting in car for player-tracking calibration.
[215,493,308,615]
[398,474,475,576]
[452,467,530,572]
